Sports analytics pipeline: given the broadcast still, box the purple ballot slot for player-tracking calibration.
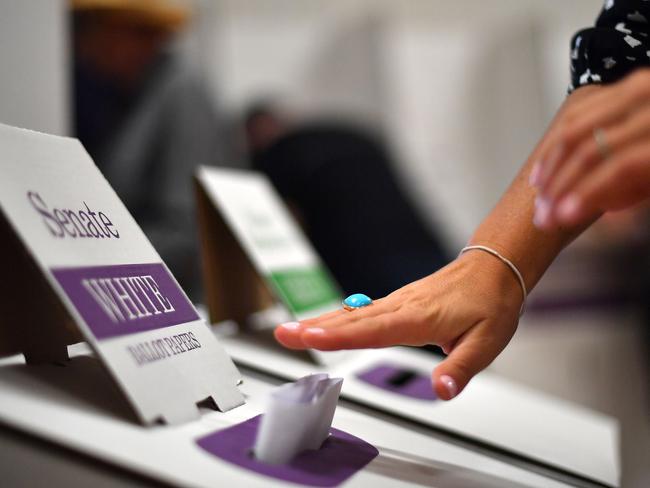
[52,263,199,340]
[196,415,378,487]
[356,363,437,401]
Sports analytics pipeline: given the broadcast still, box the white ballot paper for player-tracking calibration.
[254,374,343,465]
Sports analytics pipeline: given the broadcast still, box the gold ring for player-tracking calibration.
[593,128,612,160]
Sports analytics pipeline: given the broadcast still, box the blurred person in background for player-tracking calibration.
[72,0,233,299]
[276,0,650,400]
[244,103,450,300]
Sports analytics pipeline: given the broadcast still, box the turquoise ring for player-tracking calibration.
[342,293,373,311]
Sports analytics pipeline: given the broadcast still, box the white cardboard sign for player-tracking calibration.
[195,167,346,364]
[0,124,244,424]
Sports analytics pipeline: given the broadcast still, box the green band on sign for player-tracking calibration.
[268,266,342,315]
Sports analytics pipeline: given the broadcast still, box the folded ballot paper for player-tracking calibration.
[254,374,343,465]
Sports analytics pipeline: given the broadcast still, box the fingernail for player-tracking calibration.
[280,321,301,331]
[303,327,325,335]
[439,375,458,399]
[529,162,542,186]
[533,196,551,228]
[556,194,581,222]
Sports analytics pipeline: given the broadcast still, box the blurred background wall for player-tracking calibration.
[0,0,602,248]
[190,0,601,248]
[0,0,69,136]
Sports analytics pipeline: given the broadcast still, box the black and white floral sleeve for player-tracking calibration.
[570,0,650,92]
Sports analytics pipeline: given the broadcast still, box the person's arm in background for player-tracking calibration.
[275,1,650,401]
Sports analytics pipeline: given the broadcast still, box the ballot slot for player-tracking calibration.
[386,369,418,387]
[196,374,379,487]
[194,167,347,366]
[0,124,244,425]
[355,362,437,401]
[196,414,379,487]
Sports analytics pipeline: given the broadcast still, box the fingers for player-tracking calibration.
[529,84,603,187]
[275,300,440,351]
[432,320,514,400]
[300,313,414,350]
[274,316,398,351]
[532,87,616,187]
[272,308,349,347]
[274,298,394,350]
[299,298,388,329]
[274,321,312,349]
[542,129,603,204]
[545,103,650,202]
[535,72,650,190]
[531,70,650,229]
[553,140,650,226]
[300,308,347,325]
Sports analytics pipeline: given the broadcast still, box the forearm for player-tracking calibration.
[469,87,599,292]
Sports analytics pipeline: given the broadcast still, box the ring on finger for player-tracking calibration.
[342,293,373,311]
[593,127,612,160]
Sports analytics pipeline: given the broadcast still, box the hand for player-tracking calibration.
[531,70,650,229]
[274,251,522,400]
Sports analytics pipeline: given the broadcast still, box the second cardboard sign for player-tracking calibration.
[195,167,346,364]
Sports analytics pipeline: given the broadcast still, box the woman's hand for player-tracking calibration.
[531,70,650,229]
[275,251,523,400]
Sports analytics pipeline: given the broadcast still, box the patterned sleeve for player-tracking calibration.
[569,0,650,92]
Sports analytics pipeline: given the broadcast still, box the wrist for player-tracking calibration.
[456,248,525,316]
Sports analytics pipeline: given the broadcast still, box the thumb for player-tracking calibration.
[432,322,511,400]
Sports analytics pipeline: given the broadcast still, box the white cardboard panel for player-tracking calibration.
[0,124,243,423]
[197,166,319,272]
[195,166,344,365]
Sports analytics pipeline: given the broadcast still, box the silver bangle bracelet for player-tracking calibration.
[459,245,527,317]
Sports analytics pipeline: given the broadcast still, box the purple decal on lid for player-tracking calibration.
[52,263,199,340]
[356,363,437,401]
[196,415,378,487]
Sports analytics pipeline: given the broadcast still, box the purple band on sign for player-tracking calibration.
[196,415,378,487]
[52,263,199,340]
[356,363,437,401]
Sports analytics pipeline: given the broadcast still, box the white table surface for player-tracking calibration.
[0,344,582,488]
[218,329,620,487]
